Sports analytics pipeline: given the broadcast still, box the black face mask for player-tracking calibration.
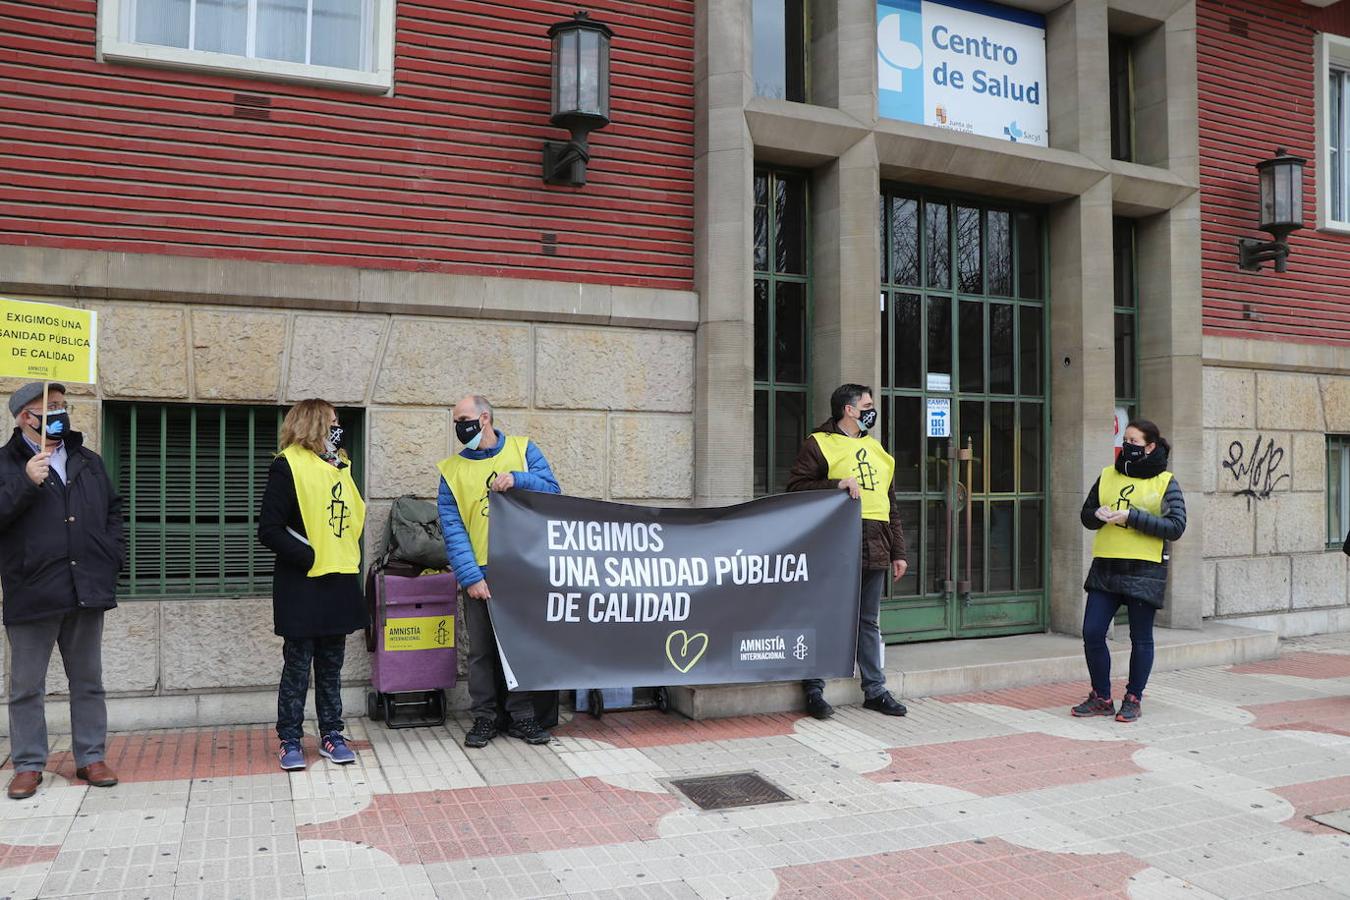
[1120,442,1147,463]
[454,418,483,447]
[858,409,878,432]
[32,411,70,441]
[326,425,343,452]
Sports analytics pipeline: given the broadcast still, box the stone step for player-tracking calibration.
[664,622,1280,720]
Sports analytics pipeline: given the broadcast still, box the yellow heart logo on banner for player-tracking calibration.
[665,630,709,674]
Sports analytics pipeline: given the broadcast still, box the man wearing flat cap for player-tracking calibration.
[0,383,124,799]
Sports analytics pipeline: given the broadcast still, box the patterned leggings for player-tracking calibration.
[276,634,347,742]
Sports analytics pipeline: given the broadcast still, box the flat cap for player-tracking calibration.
[8,382,66,417]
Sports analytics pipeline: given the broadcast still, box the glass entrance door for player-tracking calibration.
[878,190,1048,642]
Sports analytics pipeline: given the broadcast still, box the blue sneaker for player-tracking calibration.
[279,740,305,771]
[320,732,356,765]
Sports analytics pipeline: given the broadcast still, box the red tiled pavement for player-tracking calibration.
[1229,652,1350,679]
[297,776,681,864]
[772,837,1149,898]
[0,843,59,871]
[867,732,1145,796]
[1242,697,1350,738]
[1271,776,1350,835]
[939,681,1128,712]
[6,728,375,783]
[554,709,804,748]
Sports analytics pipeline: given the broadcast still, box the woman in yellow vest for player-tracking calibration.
[1073,419,1187,724]
[258,399,367,771]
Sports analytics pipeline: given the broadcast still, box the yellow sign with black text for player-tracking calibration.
[0,297,98,384]
[384,616,455,651]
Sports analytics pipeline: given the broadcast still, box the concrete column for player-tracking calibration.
[811,136,881,416]
[1136,194,1204,629]
[1163,2,1199,182]
[1045,0,1110,160]
[1048,178,1116,637]
[694,0,756,505]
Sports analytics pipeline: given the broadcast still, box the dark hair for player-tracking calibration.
[1127,418,1171,456]
[830,383,872,421]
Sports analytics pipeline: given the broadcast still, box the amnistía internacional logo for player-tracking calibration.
[876,0,1048,146]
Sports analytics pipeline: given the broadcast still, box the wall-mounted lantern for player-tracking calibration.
[1238,149,1306,272]
[542,11,613,187]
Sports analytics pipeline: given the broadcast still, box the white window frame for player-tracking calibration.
[1315,33,1350,233]
[1330,434,1350,546]
[96,0,395,95]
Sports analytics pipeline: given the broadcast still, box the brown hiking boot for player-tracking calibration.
[7,771,42,800]
[75,761,119,787]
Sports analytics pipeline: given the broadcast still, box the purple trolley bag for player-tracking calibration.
[367,571,458,728]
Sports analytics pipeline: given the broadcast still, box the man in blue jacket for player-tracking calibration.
[437,395,560,749]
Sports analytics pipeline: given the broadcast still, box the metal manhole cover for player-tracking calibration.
[669,772,793,811]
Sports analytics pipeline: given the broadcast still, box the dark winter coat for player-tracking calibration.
[1080,474,1187,609]
[786,418,908,571]
[0,429,124,626]
[257,455,367,638]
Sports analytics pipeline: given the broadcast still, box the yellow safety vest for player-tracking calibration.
[436,435,529,566]
[812,432,894,522]
[1092,464,1173,563]
[280,445,366,577]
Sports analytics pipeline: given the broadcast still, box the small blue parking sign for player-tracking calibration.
[926,398,951,438]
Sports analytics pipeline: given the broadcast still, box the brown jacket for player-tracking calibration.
[785,418,908,571]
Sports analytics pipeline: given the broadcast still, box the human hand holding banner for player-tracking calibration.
[486,490,863,691]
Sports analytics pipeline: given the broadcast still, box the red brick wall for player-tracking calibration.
[1199,0,1350,344]
[0,0,694,290]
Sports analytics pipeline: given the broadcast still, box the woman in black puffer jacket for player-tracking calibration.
[1071,419,1187,724]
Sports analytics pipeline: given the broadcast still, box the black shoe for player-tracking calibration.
[1071,692,1116,718]
[863,692,908,717]
[804,692,834,720]
[506,717,552,745]
[464,717,497,749]
[1115,693,1142,723]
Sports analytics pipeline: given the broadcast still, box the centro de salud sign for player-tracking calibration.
[877,0,1048,146]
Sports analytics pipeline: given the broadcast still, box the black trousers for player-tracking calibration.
[463,570,536,724]
[276,634,346,741]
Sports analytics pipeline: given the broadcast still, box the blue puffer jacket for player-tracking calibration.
[437,430,560,589]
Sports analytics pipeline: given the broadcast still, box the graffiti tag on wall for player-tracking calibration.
[1222,435,1290,510]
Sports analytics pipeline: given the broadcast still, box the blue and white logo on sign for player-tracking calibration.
[927,398,952,438]
[877,0,924,123]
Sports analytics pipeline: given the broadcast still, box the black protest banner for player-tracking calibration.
[485,490,862,690]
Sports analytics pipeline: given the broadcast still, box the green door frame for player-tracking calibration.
[877,186,1051,643]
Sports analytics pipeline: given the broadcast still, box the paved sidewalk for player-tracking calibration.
[0,635,1346,899]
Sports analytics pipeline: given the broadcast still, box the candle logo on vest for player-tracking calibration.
[854,448,877,491]
[665,629,709,674]
[476,471,497,518]
[328,482,351,538]
[1113,484,1135,526]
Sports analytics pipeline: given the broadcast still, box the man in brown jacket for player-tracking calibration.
[787,383,909,719]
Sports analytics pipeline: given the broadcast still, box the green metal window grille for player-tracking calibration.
[1113,217,1139,418]
[1328,435,1350,548]
[103,402,365,600]
[753,167,811,496]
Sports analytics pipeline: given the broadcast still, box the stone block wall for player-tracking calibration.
[0,296,695,708]
[1201,363,1350,634]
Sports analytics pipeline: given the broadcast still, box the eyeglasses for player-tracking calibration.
[22,403,70,416]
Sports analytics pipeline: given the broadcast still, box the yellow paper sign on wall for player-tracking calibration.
[384,616,455,651]
[0,298,98,384]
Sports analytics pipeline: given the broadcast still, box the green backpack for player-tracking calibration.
[381,495,449,570]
